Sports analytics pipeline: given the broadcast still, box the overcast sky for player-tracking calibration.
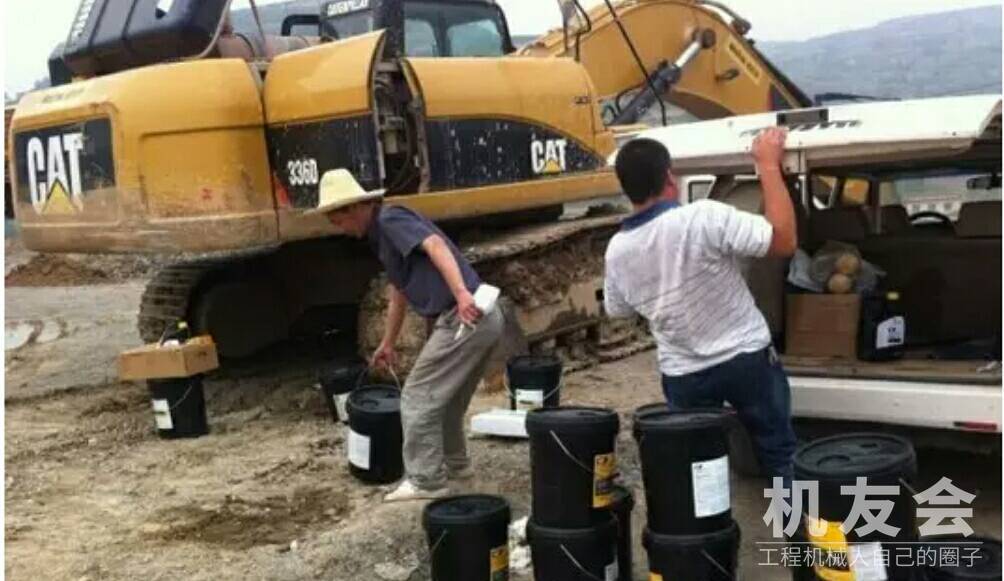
[3,0,1000,94]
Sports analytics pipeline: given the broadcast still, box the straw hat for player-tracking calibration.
[305,169,385,215]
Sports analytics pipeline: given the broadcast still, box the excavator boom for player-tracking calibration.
[525,0,810,121]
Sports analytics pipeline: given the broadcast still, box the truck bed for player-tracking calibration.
[783,355,1001,386]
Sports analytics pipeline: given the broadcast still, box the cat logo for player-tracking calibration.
[24,132,86,215]
[326,0,370,17]
[530,138,568,175]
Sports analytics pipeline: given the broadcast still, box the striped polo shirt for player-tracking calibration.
[603,199,774,376]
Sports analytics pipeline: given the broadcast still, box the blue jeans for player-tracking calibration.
[661,347,796,481]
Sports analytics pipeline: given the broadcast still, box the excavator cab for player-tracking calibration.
[318,0,516,57]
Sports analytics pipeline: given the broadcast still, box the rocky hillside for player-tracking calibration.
[756,5,1002,101]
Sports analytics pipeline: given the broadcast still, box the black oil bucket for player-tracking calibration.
[346,385,403,484]
[527,514,619,581]
[507,355,563,411]
[526,407,620,527]
[148,376,208,439]
[644,520,740,581]
[423,495,512,581]
[921,536,1001,581]
[632,408,731,534]
[632,402,668,423]
[318,359,367,424]
[601,484,634,581]
[795,433,918,581]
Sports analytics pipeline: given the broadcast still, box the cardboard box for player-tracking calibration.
[118,336,219,381]
[785,294,860,358]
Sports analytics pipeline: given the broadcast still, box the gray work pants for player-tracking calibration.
[401,305,505,489]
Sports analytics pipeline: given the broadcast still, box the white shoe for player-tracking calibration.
[383,479,450,503]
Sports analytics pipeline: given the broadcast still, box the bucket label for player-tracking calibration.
[489,545,509,580]
[347,429,371,470]
[876,316,905,349]
[514,389,544,411]
[805,515,848,550]
[691,455,730,518]
[849,542,888,581]
[605,559,618,581]
[592,452,617,508]
[151,399,173,431]
[334,393,350,422]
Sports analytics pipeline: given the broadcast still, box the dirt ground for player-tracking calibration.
[4,238,165,287]
[5,241,1001,581]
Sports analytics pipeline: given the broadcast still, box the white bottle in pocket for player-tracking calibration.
[455,284,501,340]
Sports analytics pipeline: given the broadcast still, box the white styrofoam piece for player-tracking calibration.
[471,408,528,438]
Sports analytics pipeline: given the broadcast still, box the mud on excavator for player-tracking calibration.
[9,0,809,369]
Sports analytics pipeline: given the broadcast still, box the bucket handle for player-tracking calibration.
[386,366,402,390]
[355,364,403,391]
[700,548,736,580]
[559,544,608,581]
[402,529,448,574]
[153,380,199,414]
[425,530,448,562]
[550,430,609,478]
[504,374,564,403]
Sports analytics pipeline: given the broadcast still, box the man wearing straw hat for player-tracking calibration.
[310,169,505,502]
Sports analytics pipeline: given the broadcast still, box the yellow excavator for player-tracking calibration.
[9,0,809,367]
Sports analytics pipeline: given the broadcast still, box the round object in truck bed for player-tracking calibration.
[827,273,854,294]
[835,253,861,276]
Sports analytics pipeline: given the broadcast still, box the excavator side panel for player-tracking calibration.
[397,56,619,220]
[10,59,276,253]
[264,31,386,242]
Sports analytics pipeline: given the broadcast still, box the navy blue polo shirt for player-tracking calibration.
[367,206,481,318]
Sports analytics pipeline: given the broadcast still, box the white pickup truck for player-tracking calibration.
[627,95,1002,442]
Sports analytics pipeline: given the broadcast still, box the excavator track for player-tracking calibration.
[473,214,655,373]
[137,212,656,376]
[137,247,277,345]
[358,211,656,378]
[137,261,218,343]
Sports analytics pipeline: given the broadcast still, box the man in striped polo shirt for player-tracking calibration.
[603,129,798,482]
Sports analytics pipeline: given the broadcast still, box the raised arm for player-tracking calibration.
[754,128,798,257]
